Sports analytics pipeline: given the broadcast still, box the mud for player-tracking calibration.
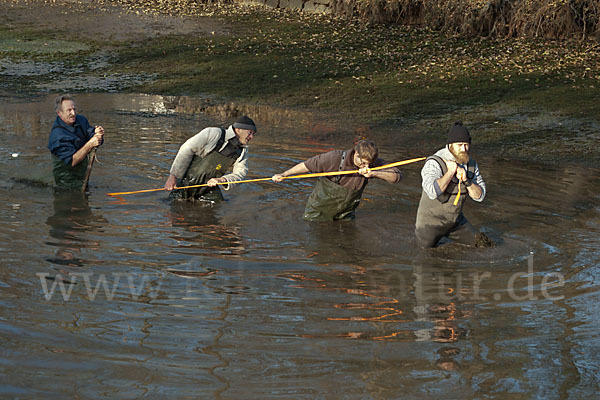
[1,0,228,42]
[0,0,227,92]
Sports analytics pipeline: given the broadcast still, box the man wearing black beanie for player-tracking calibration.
[415,122,491,248]
[164,115,256,201]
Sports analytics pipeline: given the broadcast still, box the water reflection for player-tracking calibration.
[436,347,461,371]
[303,222,362,265]
[412,263,473,344]
[288,263,471,345]
[45,189,104,268]
[167,200,245,255]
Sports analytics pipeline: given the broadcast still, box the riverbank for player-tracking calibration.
[1,0,599,166]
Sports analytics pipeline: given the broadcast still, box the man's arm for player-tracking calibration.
[272,162,310,182]
[459,163,485,202]
[169,128,220,177]
[466,181,483,201]
[435,159,459,193]
[164,128,217,190]
[421,159,445,200]
[164,174,178,190]
[71,130,103,167]
[359,158,402,183]
[216,150,249,189]
[423,158,485,201]
[360,168,401,182]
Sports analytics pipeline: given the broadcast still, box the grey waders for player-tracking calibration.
[415,155,479,247]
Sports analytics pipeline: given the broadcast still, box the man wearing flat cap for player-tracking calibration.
[415,121,490,247]
[164,115,256,201]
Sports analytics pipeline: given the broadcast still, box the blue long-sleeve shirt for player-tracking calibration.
[48,115,95,166]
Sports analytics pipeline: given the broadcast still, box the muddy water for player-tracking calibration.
[0,94,598,399]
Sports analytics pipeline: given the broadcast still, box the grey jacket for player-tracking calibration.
[420,147,486,201]
[169,126,248,188]
[416,147,486,229]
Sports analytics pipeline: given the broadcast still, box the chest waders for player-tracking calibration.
[52,154,89,190]
[303,151,366,221]
[415,155,477,247]
[171,129,242,201]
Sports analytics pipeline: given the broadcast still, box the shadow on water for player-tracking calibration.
[0,93,599,398]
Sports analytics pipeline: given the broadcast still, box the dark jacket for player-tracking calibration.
[48,115,95,166]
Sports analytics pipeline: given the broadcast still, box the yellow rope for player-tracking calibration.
[107,156,427,197]
[453,183,461,206]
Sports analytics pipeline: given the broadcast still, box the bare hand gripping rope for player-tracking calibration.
[106,157,427,197]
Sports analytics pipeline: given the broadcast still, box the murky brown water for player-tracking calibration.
[1,94,599,399]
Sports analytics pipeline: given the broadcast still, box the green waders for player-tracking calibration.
[303,177,366,221]
[171,150,237,201]
[51,154,88,190]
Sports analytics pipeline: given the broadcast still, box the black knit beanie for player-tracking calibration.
[233,115,257,132]
[447,121,471,144]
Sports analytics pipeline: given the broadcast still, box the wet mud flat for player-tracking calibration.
[0,0,224,94]
[0,94,599,398]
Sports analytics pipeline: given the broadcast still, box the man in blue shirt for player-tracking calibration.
[48,95,104,189]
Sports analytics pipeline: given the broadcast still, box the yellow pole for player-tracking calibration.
[107,156,427,197]
[453,184,461,206]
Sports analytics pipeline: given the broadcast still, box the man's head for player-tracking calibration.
[55,94,77,126]
[446,121,471,164]
[353,139,378,169]
[233,115,256,145]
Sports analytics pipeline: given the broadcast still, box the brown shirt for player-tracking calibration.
[304,149,400,191]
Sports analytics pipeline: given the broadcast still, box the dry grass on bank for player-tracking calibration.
[332,0,600,41]
[86,0,600,41]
